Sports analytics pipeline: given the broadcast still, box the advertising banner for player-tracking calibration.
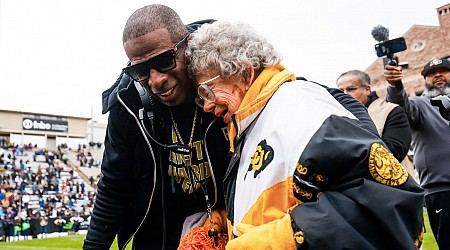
[22,114,68,133]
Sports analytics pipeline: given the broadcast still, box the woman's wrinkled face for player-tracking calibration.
[196,74,248,124]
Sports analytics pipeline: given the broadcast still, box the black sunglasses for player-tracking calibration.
[122,33,189,82]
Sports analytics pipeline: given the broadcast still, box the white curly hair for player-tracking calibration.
[186,20,282,82]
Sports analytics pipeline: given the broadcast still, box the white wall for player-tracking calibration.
[56,137,88,150]
[10,133,46,148]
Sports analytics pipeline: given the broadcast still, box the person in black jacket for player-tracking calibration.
[336,70,417,182]
[336,70,412,162]
[83,4,230,250]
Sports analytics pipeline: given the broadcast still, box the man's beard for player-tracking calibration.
[423,81,450,98]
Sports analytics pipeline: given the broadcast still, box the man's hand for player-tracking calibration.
[384,65,403,85]
[225,214,296,250]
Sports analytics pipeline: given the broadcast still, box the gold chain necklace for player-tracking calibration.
[169,106,198,147]
[169,106,219,246]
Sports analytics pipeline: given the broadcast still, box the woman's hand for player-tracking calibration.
[202,208,227,233]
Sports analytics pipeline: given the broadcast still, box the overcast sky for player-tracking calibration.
[0,0,447,123]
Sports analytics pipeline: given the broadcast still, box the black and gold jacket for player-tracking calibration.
[225,66,424,249]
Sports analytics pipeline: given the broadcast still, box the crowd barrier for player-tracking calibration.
[1,215,90,237]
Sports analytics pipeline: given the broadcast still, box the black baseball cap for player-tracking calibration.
[421,58,450,77]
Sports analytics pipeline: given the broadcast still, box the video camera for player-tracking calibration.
[372,25,407,66]
[431,95,450,121]
[374,37,407,65]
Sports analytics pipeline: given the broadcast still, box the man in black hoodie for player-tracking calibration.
[83,5,230,250]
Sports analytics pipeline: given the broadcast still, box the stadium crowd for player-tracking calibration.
[0,143,99,242]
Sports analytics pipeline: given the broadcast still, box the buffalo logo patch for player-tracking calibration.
[369,142,408,186]
[245,140,274,180]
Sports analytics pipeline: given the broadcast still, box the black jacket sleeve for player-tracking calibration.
[380,106,412,161]
[290,115,424,249]
[83,103,138,249]
[327,87,379,136]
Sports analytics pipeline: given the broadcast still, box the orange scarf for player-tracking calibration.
[228,65,296,152]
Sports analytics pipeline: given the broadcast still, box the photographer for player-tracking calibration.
[384,58,450,249]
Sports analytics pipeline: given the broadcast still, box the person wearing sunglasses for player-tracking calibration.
[186,20,424,249]
[83,5,230,250]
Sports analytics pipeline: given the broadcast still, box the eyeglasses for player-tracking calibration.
[339,85,365,94]
[122,33,189,82]
[197,75,220,102]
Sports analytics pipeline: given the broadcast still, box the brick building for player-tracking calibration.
[366,3,450,97]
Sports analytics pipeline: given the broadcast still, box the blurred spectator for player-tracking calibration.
[336,70,412,162]
[2,217,13,242]
[19,160,24,171]
[70,212,84,235]
[22,193,31,210]
[0,217,3,241]
[336,70,419,183]
[13,218,21,240]
[54,215,66,235]
[21,217,31,240]
[39,215,48,238]
[0,189,5,202]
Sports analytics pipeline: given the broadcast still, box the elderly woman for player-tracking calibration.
[186,21,424,249]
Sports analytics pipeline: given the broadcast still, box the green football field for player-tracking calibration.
[0,234,132,250]
[422,208,439,250]
[0,209,439,250]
